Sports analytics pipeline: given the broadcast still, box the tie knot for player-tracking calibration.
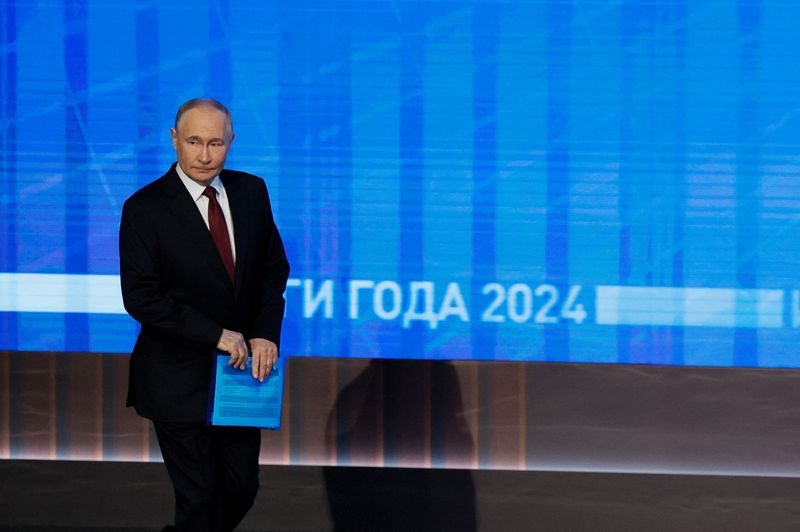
[202,186,217,200]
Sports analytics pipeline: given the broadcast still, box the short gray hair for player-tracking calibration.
[174,98,233,137]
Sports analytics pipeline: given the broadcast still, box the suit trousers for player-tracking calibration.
[153,421,261,532]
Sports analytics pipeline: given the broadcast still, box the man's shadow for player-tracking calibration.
[323,359,477,532]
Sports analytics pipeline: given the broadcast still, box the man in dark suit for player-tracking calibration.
[119,98,290,532]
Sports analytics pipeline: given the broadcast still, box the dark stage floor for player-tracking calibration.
[2,460,800,531]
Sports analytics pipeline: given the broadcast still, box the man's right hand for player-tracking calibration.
[217,329,248,370]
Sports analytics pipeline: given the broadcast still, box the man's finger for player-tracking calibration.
[232,343,246,370]
[252,351,262,380]
[267,356,278,377]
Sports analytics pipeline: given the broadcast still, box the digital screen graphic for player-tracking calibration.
[1,1,800,367]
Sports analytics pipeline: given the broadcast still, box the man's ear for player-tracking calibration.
[170,128,178,151]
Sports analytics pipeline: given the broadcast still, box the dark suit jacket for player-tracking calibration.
[119,163,290,423]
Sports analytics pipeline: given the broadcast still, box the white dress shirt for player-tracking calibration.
[176,163,237,263]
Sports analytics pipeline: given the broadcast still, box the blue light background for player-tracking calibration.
[1,1,800,367]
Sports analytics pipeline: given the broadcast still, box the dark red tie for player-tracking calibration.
[202,186,235,283]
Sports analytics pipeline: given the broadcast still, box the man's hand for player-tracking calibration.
[217,329,249,370]
[249,338,278,382]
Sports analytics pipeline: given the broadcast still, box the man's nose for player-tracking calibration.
[199,145,211,162]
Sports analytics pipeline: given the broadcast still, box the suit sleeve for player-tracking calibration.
[250,180,290,347]
[119,198,223,348]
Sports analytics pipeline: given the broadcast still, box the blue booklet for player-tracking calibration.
[207,351,286,430]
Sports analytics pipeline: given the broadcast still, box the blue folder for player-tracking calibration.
[207,351,286,430]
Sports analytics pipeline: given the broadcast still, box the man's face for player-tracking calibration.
[170,106,234,185]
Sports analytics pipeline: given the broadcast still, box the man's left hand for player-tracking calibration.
[249,338,278,382]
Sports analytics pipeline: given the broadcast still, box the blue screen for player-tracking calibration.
[1,1,799,367]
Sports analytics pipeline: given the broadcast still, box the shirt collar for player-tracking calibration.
[175,162,223,201]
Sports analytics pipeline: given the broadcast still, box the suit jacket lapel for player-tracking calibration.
[163,166,234,291]
[220,171,249,299]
